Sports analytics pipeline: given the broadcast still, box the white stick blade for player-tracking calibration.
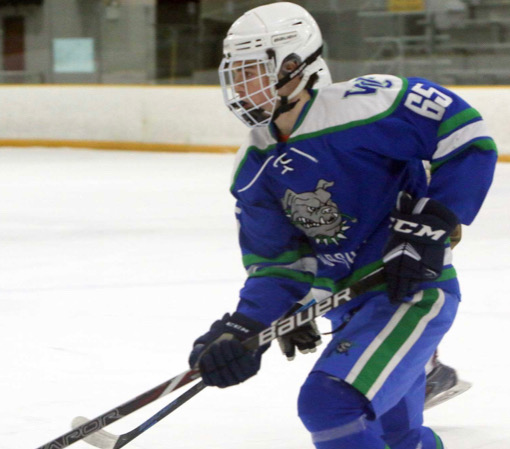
[71,416,119,449]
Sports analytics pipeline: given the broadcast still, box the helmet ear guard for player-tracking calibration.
[275,45,323,92]
[271,45,324,122]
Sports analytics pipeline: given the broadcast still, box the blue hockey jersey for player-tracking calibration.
[230,75,497,326]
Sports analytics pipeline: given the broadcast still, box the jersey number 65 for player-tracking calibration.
[404,84,453,121]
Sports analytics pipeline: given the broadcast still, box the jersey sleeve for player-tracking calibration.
[380,77,497,225]
[420,82,497,225]
[233,197,317,326]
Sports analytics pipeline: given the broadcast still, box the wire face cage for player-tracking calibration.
[219,57,278,128]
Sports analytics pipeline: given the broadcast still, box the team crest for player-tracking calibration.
[281,180,357,245]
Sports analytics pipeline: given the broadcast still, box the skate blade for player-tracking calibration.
[425,379,472,410]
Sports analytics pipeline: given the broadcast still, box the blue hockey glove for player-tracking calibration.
[188,312,266,388]
[383,194,458,303]
[277,302,322,361]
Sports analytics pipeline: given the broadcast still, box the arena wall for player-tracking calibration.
[0,85,507,159]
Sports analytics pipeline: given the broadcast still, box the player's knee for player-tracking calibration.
[298,371,370,433]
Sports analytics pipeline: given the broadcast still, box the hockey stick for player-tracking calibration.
[36,267,385,449]
[35,369,201,449]
[72,268,386,449]
[72,381,207,449]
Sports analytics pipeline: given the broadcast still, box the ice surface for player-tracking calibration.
[0,148,508,449]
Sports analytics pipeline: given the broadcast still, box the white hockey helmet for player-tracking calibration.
[219,2,324,128]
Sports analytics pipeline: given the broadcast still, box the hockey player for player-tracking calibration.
[189,3,497,449]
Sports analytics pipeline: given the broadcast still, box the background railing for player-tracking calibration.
[0,0,509,85]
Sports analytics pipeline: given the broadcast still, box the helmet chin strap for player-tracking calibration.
[272,94,299,122]
[272,66,320,121]
[271,46,323,122]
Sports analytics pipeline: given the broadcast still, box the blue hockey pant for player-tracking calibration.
[298,288,459,449]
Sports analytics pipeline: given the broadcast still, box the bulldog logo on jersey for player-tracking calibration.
[281,180,357,245]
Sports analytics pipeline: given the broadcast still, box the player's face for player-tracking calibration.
[232,60,273,111]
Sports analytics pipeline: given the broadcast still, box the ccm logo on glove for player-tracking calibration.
[390,218,447,241]
[382,193,459,303]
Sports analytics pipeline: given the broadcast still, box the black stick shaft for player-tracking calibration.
[114,381,206,449]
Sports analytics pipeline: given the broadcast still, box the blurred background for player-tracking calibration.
[2,0,510,86]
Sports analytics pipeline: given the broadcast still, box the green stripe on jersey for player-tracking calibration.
[248,266,314,284]
[433,431,444,449]
[430,137,497,173]
[347,289,444,399]
[312,263,455,294]
[313,260,385,292]
[471,137,498,153]
[242,244,313,268]
[437,108,481,138]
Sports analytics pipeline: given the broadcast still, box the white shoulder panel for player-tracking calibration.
[296,74,405,136]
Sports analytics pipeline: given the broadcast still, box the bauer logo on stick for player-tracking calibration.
[257,288,353,346]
